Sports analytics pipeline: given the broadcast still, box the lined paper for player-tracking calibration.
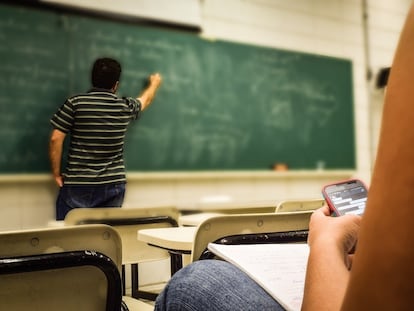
[207,243,309,311]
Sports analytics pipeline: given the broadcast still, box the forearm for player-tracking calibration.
[49,140,62,177]
[138,73,162,111]
[302,241,350,311]
[49,129,65,186]
[339,4,414,310]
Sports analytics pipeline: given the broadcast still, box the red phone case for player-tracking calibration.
[322,178,367,216]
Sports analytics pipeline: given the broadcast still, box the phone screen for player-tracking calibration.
[323,179,367,216]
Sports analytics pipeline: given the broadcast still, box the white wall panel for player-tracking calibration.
[41,0,202,27]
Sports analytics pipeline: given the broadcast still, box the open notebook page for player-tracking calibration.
[207,243,309,311]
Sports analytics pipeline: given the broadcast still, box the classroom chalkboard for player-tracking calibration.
[0,4,355,173]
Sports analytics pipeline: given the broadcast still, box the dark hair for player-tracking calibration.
[91,58,122,89]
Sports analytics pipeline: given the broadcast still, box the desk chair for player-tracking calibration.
[275,198,325,213]
[181,201,277,215]
[0,224,153,311]
[191,211,313,262]
[64,206,179,300]
[179,202,277,227]
[179,212,224,226]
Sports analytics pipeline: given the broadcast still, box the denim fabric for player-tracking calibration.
[55,183,125,220]
[155,260,286,311]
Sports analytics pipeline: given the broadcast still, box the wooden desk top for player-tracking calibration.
[137,227,197,252]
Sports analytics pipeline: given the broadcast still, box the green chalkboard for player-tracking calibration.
[0,4,355,173]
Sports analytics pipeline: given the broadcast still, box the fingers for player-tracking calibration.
[342,213,363,227]
[55,176,63,187]
[150,73,162,85]
[308,205,361,250]
[320,204,331,216]
[310,205,331,222]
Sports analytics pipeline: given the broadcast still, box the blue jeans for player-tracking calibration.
[155,260,285,311]
[55,183,125,220]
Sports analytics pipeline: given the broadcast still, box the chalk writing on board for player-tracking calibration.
[0,4,355,173]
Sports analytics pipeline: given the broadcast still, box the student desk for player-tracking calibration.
[137,226,197,274]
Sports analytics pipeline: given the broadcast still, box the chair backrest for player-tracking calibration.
[65,207,179,264]
[0,225,123,311]
[275,198,325,213]
[191,211,313,262]
[186,200,277,214]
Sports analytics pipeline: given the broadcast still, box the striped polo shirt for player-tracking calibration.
[50,88,141,185]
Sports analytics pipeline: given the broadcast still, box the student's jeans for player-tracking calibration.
[155,260,286,311]
[55,183,125,220]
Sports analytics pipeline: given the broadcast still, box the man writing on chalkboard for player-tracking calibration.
[49,57,162,220]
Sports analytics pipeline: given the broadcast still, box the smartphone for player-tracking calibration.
[322,179,368,216]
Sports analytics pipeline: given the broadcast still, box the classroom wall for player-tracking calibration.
[366,0,410,164]
[0,0,411,230]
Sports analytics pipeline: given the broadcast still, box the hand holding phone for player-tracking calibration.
[322,179,368,216]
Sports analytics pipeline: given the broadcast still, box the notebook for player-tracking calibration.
[207,242,309,311]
